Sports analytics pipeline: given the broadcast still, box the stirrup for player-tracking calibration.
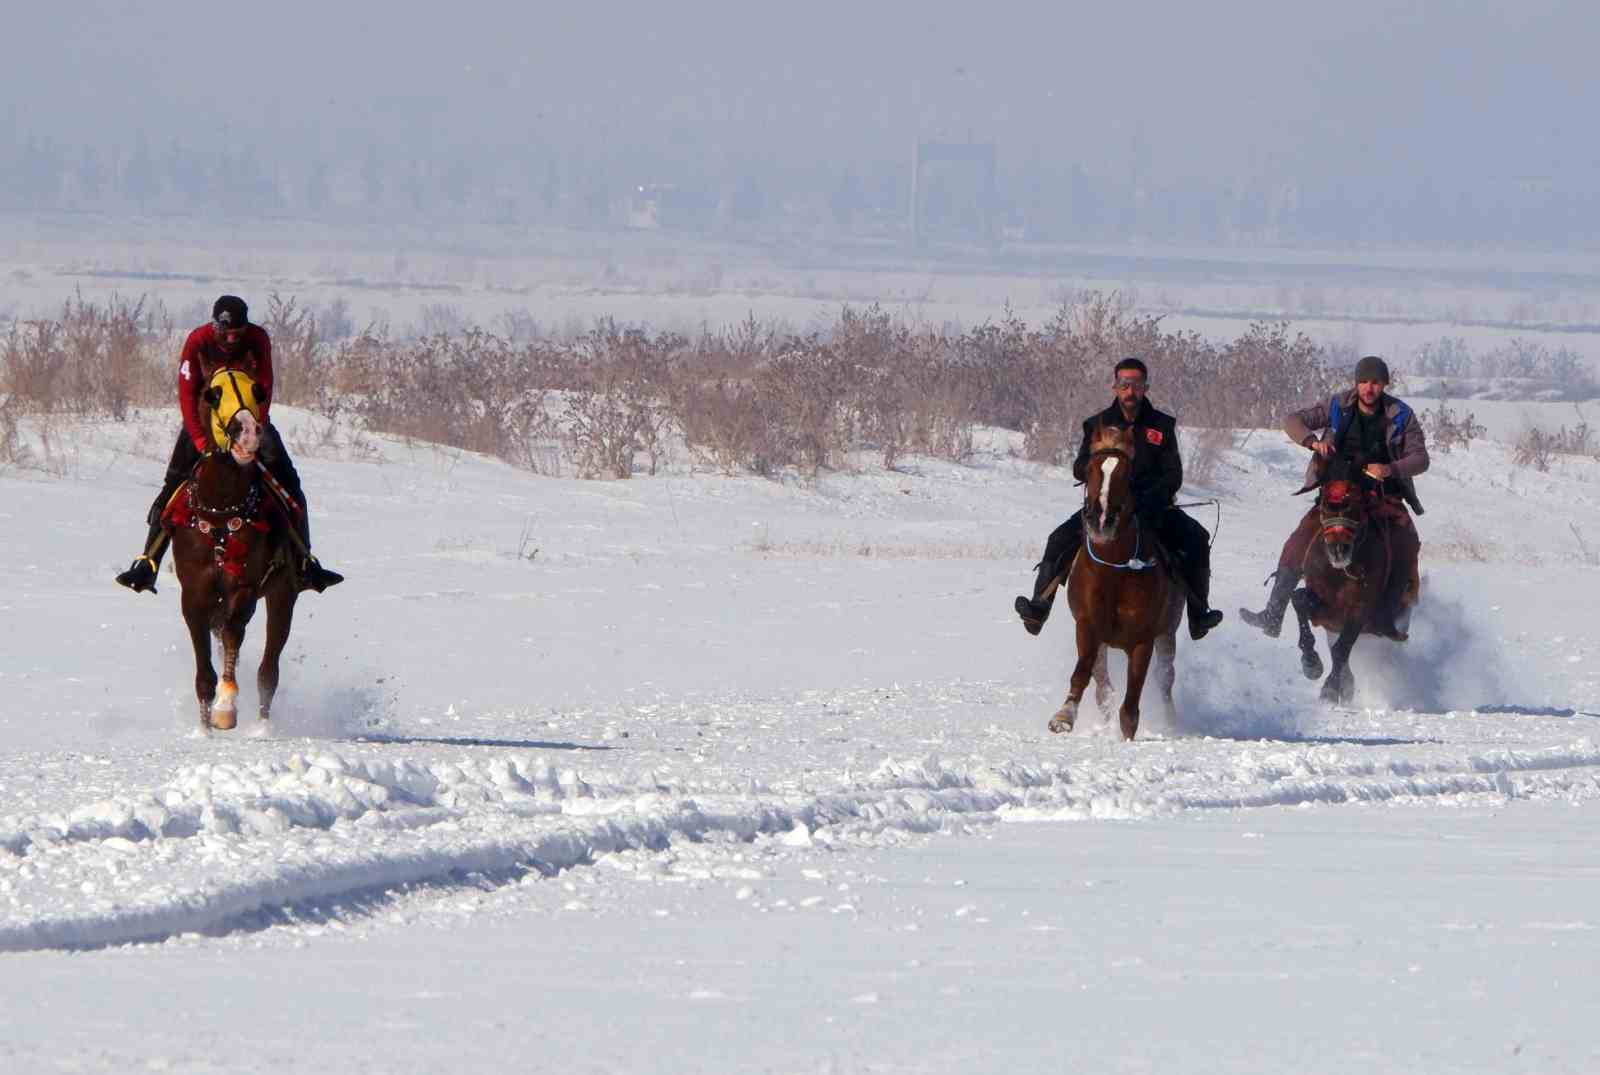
[299,556,344,594]
[115,556,159,595]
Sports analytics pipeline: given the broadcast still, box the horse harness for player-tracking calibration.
[1316,479,1398,582]
[1083,447,1158,572]
[181,475,271,581]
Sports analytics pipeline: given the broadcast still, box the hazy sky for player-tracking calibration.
[8,1,1596,184]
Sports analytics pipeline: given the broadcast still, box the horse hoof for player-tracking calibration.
[210,681,238,730]
[1301,651,1324,680]
[1048,702,1078,734]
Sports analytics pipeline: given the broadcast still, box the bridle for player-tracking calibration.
[1083,446,1155,572]
[1317,478,1372,578]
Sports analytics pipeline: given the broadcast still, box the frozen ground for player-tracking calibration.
[1,401,1598,1072]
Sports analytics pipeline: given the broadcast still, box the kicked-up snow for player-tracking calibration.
[1,408,1598,1072]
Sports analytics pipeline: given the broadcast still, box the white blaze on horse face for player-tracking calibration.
[230,410,260,463]
[1098,456,1119,520]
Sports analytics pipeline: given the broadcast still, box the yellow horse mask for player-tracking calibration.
[202,369,267,458]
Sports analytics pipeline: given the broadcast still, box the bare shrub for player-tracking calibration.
[1513,425,1555,471]
[1,294,167,418]
[669,316,782,474]
[0,394,24,469]
[343,329,558,467]
[1412,336,1473,379]
[1424,397,1487,453]
[563,322,677,479]
[1181,321,1335,430]
[755,343,861,475]
[1513,418,1597,471]
[2,319,67,412]
[1186,427,1235,487]
[672,375,774,475]
[259,292,327,411]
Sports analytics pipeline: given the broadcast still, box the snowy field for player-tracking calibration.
[2,393,1599,1072]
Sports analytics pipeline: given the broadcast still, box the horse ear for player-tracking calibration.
[203,386,222,408]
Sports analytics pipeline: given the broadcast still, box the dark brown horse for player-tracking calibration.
[166,371,298,732]
[1048,424,1184,740]
[1289,458,1408,704]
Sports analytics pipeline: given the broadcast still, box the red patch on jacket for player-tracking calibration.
[1144,428,1164,446]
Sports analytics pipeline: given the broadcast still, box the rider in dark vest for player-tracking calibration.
[1014,357,1225,642]
[1239,355,1427,640]
[115,295,343,595]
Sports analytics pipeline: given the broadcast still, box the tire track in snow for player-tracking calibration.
[1,736,1598,950]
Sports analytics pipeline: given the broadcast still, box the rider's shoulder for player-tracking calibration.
[1141,402,1178,435]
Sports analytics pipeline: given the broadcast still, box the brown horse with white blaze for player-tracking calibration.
[1049,424,1184,739]
[165,371,299,732]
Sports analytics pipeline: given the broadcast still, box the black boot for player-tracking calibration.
[115,555,159,593]
[1179,553,1224,641]
[299,555,344,593]
[284,510,344,593]
[1239,570,1300,638]
[115,521,170,594]
[1014,558,1064,636]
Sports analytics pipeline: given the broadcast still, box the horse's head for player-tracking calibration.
[203,369,265,464]
[1316,459,1371,570]
[1082,423,1137,543]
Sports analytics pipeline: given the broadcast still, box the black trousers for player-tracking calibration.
[147,426,307,535]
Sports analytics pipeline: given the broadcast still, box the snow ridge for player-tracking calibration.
[3,735,1597,951]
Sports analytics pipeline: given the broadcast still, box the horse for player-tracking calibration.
[1288,457,1409,704]
[1048,423,1185,740]
[164,370,299,732]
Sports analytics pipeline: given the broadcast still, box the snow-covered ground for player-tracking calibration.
[2,398,1598,1072]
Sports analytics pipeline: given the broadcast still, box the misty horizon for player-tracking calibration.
[6,1,1599,248]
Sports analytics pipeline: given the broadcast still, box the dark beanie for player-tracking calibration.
[212,295,249,327]
[1354,355,1390,384]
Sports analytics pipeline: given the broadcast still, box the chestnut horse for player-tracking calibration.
[1048,424,1184,740]
[166,370,298,732]
[1289,458,1409,704]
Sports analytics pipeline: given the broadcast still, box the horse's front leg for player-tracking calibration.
[1050,620,1101,734]
[1119,639,1156,740]
[211,618,246,731]
[182,592,217,732]
[257,585,297,726]
[1321,621,1362,705]
[1153,629,1177,707]
[1291,587,1324,680]
[1092,644,1114,714]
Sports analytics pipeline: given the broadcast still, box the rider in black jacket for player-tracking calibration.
[1014,357,1224,641]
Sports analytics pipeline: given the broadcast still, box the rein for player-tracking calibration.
[1083,447,1155,571]
[1084,515,1156,571]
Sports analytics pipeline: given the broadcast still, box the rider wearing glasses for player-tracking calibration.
[1014,357,1225,641]
[115,294,343,595]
